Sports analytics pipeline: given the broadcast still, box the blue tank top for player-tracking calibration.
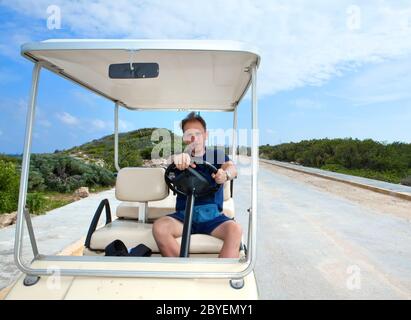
[175,147,230,213]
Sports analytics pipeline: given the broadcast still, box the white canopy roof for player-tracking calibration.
[21,39,260,111]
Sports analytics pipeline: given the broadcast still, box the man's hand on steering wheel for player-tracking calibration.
[173,153,196,170]
[172,153,226,184]
[212,169,227,184]
[165,157,223,197]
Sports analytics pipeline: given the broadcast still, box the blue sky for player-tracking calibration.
[0,1,411,154]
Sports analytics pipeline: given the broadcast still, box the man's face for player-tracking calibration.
[182,120,207,153]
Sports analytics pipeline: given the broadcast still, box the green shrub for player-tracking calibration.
[118,141,143,167]
[0,154,20,164]
[26,193,47,215]
[28,168,46,191]
[28,154,115,193]
[0,191,18,214]
[0,160,20,214]
[140,147,153,160]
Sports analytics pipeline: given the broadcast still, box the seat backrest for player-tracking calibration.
[115,167,169,202]
[223,181,231,201]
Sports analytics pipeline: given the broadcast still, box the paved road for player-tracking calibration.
[1,161,411,299]
[261,159,411,200]
[234,161,411,299]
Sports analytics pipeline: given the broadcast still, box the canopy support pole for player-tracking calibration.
[114,102,120,172]
[14,63,41,272]
[232,107,238,163]
[24,208,39,258]
[246,64,258,270]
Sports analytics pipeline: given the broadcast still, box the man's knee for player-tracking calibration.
[226,222,242,240]
[152,217,173,239]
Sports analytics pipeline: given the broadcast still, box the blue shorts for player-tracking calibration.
[167,211,233,235]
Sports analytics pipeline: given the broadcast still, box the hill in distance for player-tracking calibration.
[58,128,182,171]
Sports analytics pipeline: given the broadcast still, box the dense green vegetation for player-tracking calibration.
[0,160,20,214]
[28,154,115,193]
[260,138,411,185]
[0,154,115,214]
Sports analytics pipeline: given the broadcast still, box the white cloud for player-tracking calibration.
[56,111,79,125]
[34,106,52,128]
[90,118,131,132]
[293,98,323,110]
[0,16,49,62]
[328,56,411,106]
[3,1,411,97]
[90,119,110,131]
[91,119,105,130]
[0,31,33,60]
[71,89,101,107]
[119,119,132,131]
[38,119,51,127]
[55,112,113,132]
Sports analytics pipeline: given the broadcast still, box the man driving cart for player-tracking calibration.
[153,112,241,258]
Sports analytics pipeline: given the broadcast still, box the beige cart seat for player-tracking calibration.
[86,167,235,254]
[89,220,224,253]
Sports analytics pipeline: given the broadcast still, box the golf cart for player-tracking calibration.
[4,39,260,299]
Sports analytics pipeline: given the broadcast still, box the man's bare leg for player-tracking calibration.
[152,216,184,257]
[211,221,242,258]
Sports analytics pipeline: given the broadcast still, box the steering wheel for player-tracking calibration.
[164,159,224,257]
[164,160,223,197]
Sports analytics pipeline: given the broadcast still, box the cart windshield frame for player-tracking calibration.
[15,39,259,280]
